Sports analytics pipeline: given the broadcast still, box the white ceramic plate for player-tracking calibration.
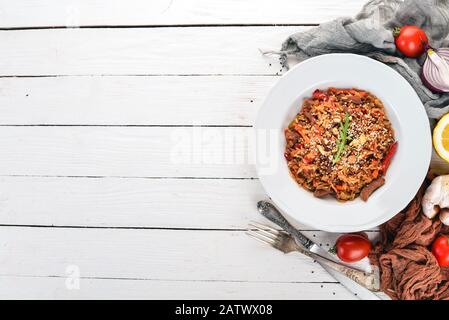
[255,54,431,232]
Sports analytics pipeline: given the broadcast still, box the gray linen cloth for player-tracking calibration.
[276,0,449,119]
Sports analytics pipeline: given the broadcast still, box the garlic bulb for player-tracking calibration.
[440,208,449,226]
[422,175,449,219]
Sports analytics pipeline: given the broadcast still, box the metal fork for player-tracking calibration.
[247,221,380,292]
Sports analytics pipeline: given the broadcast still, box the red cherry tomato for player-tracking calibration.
[335,233,372,263]
[394,26,429,58]
[432,235,449,267]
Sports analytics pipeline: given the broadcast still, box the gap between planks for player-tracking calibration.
[0,23,318,31]
[0,176,377,231]
[0,273,338,284]
[0,224,380,232]
[0,227,342,282]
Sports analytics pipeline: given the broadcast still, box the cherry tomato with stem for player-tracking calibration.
[393,26,429,58]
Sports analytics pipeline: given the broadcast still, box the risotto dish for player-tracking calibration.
[284,88,397,201]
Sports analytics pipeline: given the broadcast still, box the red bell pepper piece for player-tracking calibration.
[381,141,398,175]
[312,89,328,101]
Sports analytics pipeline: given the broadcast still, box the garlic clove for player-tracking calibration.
[440,208,449,226]
[422,175,449,219]
[423,203,440,219]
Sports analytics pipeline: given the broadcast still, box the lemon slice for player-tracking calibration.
[433,113,449,162]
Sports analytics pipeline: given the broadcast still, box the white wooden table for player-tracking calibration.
[0,0,374,299]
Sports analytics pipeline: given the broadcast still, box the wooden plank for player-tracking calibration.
[0,227,338,283]
[431,148,449,174]
[0,177,383,233]
[0,126,256,178]
[0,76,273,125]
[0,27,301,76]
[0,177,267,229]
[0,276,355,299]
[0,176,386,231]
[0,0,365,28]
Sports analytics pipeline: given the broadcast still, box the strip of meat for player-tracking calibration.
[347,95,362,104]
[313,189,333,198]
[360,177,385,201]
[303,106,315,123]
[285,130,299,147]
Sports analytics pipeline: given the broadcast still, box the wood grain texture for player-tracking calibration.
[0,176,382,233]
[0,126,256,178]
[0,27,301,76]
[0,0,385,299]
[0,0,365,28]
[0,227,339,283]
[430,148,449,174]
[0,177,267,229]
[0,76,273,125]
[0,276,355,299]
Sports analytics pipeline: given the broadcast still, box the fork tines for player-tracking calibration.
[246,221,280,246]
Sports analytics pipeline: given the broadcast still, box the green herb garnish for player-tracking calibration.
[333,112,350,164]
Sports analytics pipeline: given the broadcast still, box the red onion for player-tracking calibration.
[422,48,449,93]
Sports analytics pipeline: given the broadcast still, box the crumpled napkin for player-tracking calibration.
[369,182,449,300]
[273,0,449,119]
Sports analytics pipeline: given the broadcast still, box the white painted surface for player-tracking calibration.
[0,276,354,300]
[0,126,255,178]
[0,27,299,76]
[0,0,399,299]
[0,227,339,282]
[0,177,268,228]
[0,0,365,28]
[0,76,272,125]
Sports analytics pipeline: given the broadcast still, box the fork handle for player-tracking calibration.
[298,248,379,292]
[257,201,314,249]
